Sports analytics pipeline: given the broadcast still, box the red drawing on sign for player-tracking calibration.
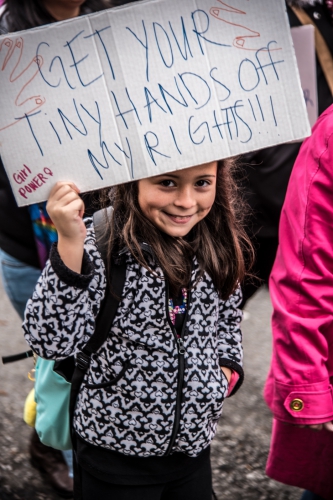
[210,1,281,51]
[0,36,45,132]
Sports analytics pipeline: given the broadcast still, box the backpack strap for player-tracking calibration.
[70,205,126,389]
[76,206,123,360]
[70,207,126,499]
[2,349,33,364]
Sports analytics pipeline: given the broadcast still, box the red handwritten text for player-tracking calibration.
[17,166,53,199]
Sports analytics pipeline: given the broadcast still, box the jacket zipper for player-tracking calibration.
[164,283,191,456]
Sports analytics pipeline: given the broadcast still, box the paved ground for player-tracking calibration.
[0,279,302,499]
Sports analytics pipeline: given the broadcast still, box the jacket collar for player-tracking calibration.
[118,241,154,257]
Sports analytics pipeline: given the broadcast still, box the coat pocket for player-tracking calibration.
[209,366,229,421]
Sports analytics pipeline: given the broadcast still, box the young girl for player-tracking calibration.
[23,159,251,499]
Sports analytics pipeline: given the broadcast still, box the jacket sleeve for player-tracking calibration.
[217,286,244,395]
[22,218,107,360]
[267,108,333,425]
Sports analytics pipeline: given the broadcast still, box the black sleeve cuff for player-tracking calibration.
[50,243,95,289]
[219,358,244,396]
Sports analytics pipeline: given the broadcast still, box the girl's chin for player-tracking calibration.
[160,224,193,238]
[155,215,198,237]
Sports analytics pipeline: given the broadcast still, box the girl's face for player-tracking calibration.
[138,161,218,237]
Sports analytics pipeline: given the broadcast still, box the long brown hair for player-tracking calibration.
[99,158,253,300]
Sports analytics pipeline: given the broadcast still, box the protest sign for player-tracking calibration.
[291,25,318,127]
[0,0,310,206]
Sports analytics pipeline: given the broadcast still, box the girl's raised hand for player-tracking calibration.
[47,181,86,241]
[47,182,86,273]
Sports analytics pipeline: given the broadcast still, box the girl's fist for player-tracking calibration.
[47,182,86,244]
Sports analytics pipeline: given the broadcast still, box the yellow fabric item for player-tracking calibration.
[23,388,37,427]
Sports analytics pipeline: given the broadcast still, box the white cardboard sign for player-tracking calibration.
[0,0,310,206]
[291,25,318,128]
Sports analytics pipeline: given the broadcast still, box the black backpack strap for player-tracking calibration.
[70,257,126,499]
[2,350,33,364]
[70,205,126,399]
[70,255,126,406]
[70,208,126,498]
[83,258,126,355]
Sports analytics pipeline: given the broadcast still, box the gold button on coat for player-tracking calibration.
[290,398,304,411]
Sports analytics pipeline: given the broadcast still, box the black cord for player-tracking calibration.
[2,350,33,364]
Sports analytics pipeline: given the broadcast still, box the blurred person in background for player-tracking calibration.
[240,0,333,308]
[265,103,333,500]
[0,0,111,497]
[239,2,333,499]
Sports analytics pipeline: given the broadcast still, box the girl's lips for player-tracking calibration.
[163,212,194,224]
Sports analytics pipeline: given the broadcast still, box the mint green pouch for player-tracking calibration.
[34,357,72,450]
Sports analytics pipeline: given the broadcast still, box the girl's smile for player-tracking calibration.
[138,161,217,237]
[163,213,194,224]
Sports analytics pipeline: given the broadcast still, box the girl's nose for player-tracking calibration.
[174,187,196,208]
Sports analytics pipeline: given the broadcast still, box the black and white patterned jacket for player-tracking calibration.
[23,219,244,458]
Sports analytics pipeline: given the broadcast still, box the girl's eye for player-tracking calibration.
[196,179,210,187]
[160,179,175,187]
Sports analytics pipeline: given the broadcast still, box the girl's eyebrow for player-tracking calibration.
[155,174,216,179]
[195,174,216,179]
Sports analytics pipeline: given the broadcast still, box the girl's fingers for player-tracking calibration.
[51,199,85,224]
[47,184,83,217]
[60,197,84,214]
[52,190,83,209]
[48,181,80,203]
[46,182,86,244]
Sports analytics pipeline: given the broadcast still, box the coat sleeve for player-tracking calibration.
[217,286,244,395]
[22,218,107,360]
[267,108,333,425]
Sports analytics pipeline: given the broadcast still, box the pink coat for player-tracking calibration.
[264,105,333,500]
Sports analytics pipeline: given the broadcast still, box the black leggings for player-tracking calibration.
[80,458,212,500]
